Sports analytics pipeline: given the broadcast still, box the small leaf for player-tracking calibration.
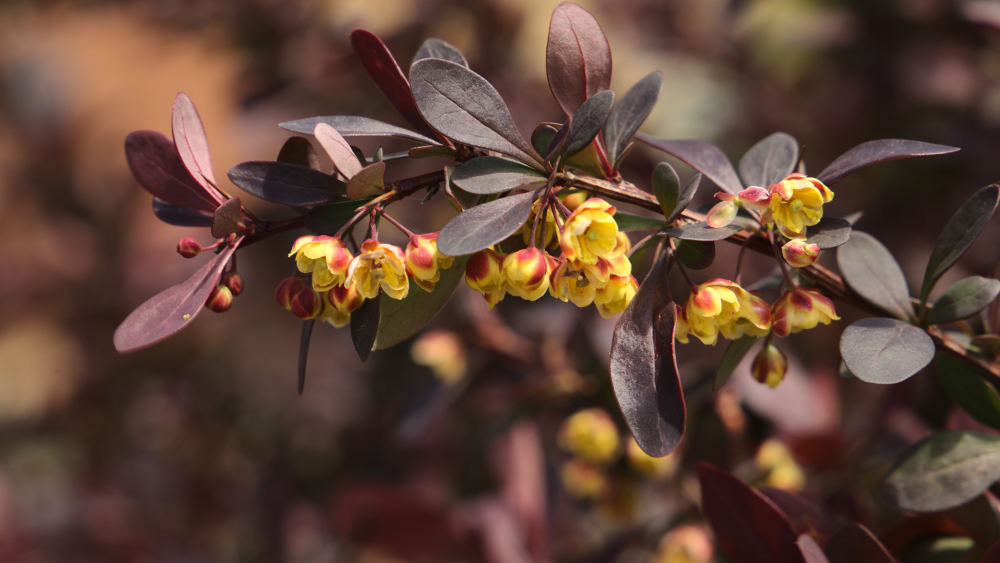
[637,135,743,195]
[411,58,538,163]
[824,524,894,563]
[276,136,320,169]
[885,430,1000,512]
[696,463,805,563]
[796,535,829,563]
[739,132,800,188]
[228,161,344,207]
[350,295,381,362]
[125,130,220,212]
[531,123,559,157]
[304,199,370,235]
[412,38,468,67]
[561,90,615,158]
[716,336,759,389]
[314,123,364,179]
[651,161,680,219]
[920,184,1000,303]
[171,93,225,205]
[613,212,663,232]
[152,198,213,227]
[114,241,240,353]
[346,161,386,199]
[839,317,935,384]
[936,354,1000,430]
[928,276,1000,325]
[297,319,315,394]
[817,138,959,185]
[604,72,662,166]
[437,191,536,256]
[280,115,437,145]
[350,29,439,140]
[609,254,686,457]
[675,239,715,270]
[545,2,612,116]
[374,256,470,350]
[451,157,546,195]
[837,231,914,320]
[210,197,243,238]
[806,217,852,249]
[663,222,740,241]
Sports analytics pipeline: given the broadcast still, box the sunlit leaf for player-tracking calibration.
[346,161,386,199]
[125,130,220,212]
[885,430,1000,512]
[739,132,799,188]
[817,138,959,185]
[561,90,614,158]
[304,198,370,235]
[412,38,468,67]
[276,136,320,169]
[637,135,743,195]
[374,256,470,350]
[280,115,438,145]
[114,241,240,353]
[837,231,914,320]
[298,319,315,394]
[806,217,851,249]
[411,58,538,163]
[920,184,1000,304]
[210,197,243,238]
[152,198,213,227]
[610,254,686,457]
[613,212,663,231]
[676,239,715,270]
[663,222,740,241]
[604,72,662,167]
[228,161,344,207]
[839,317,935,384]
[437,191,536,256]
[824,524,894,563]
[351,295,381,362]
[927,276,1000,325]
[314,123,364,179]
[451,157,546,195]
[936,354,1000,430]
[716,336,759,389]
[545,2,612,116]
[171,92,225,205]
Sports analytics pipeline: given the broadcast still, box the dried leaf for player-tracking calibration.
[927,276,1000,325]
[561,90,614,158]
[604,72,662,166]
[412,38,469,67]
[637,135,743,195]
[171,92,225,204]
[280,115,437,145]
[739,132,800,188]
[314,123,364,179]
[125,130,220,212]
[374,256,470,350]
[451,157,546,195]
[817,138,959,185]
[839,317,935,384]
[346,161,386,199]
[837,231,914,320]
[227,161,344,207]
[436,191,536,256]
[546,2,612,115]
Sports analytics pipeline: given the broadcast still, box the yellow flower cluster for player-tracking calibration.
[767,173,834,239]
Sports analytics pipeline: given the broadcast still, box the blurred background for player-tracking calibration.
[2,0,1000,560]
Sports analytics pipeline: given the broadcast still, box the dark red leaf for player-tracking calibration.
[114,241,240,353]
[697,463,805,563]
[171,93,226,205]
[816,138,959,185]
[637,135,744,195]
[413,38,469,68]
[760,487,837,540]
[546,2,612,115]
[603,71,662,166]
[824,523,893,563]
[125,130,219,212]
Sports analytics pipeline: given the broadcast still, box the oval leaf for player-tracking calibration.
[696,463,805,563]
[412,38,468,67]
[171,92,225,205]
[920,184,1000,303]
[314,123,364,179]
[452,157,546,195]
[276,136,321,169]
[410,58,537,163]
[604,72,663,166]
[346,161,386,199]
[374,256,470,350]
[817,138,959,185]
[610,254,686,457]
[125,130,220,212]
[437,191,536,256]
[545,2,612,116]
[228,161,344,207]
[885,430,1000,512]
[613,212,663,232]
[928,276,1000,325]
[152,198,213,227]
[937,354,1000,430]
[739,132,799,188]
[637,135,743,195]
[806,217,852,249]
[114,241,240,353]
[676,239,715,270]
[561,90,615,158]
[824,524,894,563]
[651,161,680,220]
[280,115,437,145]
[837,231,914,320]
[839,317,935,384]
[210,197,243,238]
[663,222,740,241]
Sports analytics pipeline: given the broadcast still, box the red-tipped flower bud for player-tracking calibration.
[177,237,202,258]
[275,277,306,310]
[205,285,234,313]
[290,285,322,320]
[222,271,245,296]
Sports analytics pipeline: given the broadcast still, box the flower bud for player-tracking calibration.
[289,285,322,320]
[177,237,202,258]
[771,288,840,337]
[405,233,453,292]
[502,247,552,301]
[274,277,306,310]
[221,271,245,296]
[205,285,233,313]
[751,343,788,388]
[465,249,506,308]
[781,239,820,268]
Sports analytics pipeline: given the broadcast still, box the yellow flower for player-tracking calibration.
[550,258,611,307]
[755,439,805,492]
[320,281,365,328]
[594,275,638,318]
[560,459,607,499]
[606,231,632,277]
[411,330,466,385]
[560,197,620,264]
[675,279,771,345]
[781,238,820,268]
[557,408,621,465]
[751,343,788,388]
[771,288,840,337]
[767,173,834,238]
[502,247,552,301]
[404,232,454,292]
[465,249,506,309]
[347,239,409,300]
[288,235,352,291]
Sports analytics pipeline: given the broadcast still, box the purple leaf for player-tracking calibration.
[276,136,321,169]
[125,130,220,212]
[451,157,546,195]
[837,231,914,319]
[351,296,381,362]
[314,123,364,179]
[545,2,612,116]
[436,191,536,256]
[738,132,799,188]
[114,241,240,353]
[152,198,213,227]
[227,161,344,207]
[280,115,438,145]
[374,256,471,351]
[840,317,935,384]
[346,161,386,199]
[817,138,959,185]
[413,38,469,68]
[171,93,225,205]
[561,89,614,158]
[604,71,662,166]
[824,524,893,563]
[663,222,741,241]
[637,135,744,195]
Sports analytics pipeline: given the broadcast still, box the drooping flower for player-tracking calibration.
[205,285,233,313]
[771,287,840,337]
[321,281,366,328]
[752,343,788,388]
[288,235,352,291]
[405,232,454,292]
[502,247,552,301]
[560,197,620,264]
[465,249,506,309]
[347,239,409,300]
[767,173,834,238]
[675,279,771,345]
[550,258,611,307]
[781,238,820,268]
[594,274,638,318]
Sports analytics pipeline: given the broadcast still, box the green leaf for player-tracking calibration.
[738,132,799,188]
[451,156,546,195]
[651,161,680,219]
[613,212,663,231]
[675,239,715,270]
[839,317,935,384]
[561,90,614,158]
[374,256,470,350]
[928,276,1000,325]
[805,217,851,249]
[531,123,559,158]
[604,72,662,166]
[920,184,1000,304]
[837,231,914,320]
[716,336,759,389]
[437,191,536,256]
[663,222,740,241]
[936,354,1000,430]
[346,161,386,199]
[885,430,1000,512]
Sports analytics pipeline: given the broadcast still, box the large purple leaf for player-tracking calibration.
[840,317,935,384]
[410,58,538,163]
[436,191,536,256]
[412,38,469,68]
[697,463,806,563]
[279,115,438,145]
[603,71,662,166]
[610,254,686,457]
[314,123,364,179]
[151,198,213,227]
[171,93,225,205]
[125,130,220,212]
[824,524,893,563]
[114,241,240,353]
[637,135,743,195]
[545,2,612,116]
[227,161,345,207]
[738,132,799,188]
[837,231,914,320]
[816,138,959,185]
[451,156,546,195]
[349,29,439,140]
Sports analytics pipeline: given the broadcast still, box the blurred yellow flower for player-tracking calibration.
[558,408,621,465]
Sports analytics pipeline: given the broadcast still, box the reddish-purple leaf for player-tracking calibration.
[227,161,344,207]
[984,540,1000,562]
[697,463,806,563]
[561,89,614,158]
[125,130,220,212]
[346,161,386,199]
[604,71,663,166]
[350,29,439,140]
[436,191,536,256]
[280,115,438,145]
[817,138,959,185]
[797,535,830,563]
[210,197,244,239]
[824,524,893,563]
[546,2,612,115]
[351,295,381,362]
[171,93,225,205]
[637,135,744,195]
[314,123,364,179]
[413,38,469,68]
[276,136,321,170]
[152,198,213,227]
[760,487,837,540]
[610,254,686,457]
[114,241,240,353]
